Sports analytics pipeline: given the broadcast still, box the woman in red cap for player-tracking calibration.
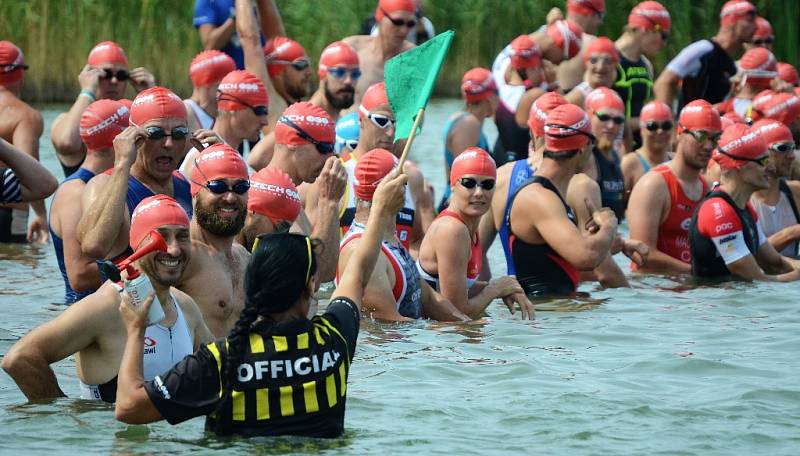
[566,36,619,108]
[620,100,673,197]
[440,67,497,211]
[743,16,774,51]
[417,147,533,318]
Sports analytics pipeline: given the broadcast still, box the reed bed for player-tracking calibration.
[1,0,797,102]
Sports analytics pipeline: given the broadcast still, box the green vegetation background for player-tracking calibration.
[2,0,798,102]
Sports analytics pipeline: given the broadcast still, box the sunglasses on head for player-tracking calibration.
[596,112,625,125]
[645,120,673,132]
[145,125,190,140]
[459,177,496,190]
[327,67,362,80]
[367,112,396,130]
[203,179,250,195]
[681,126,721,146]
[752,37,774,46]
[217,91,268,116]
[588,56,615,65]
[770,142,795,154]
[279,116,335,155]
[101,69,129,81]
[719,150,770,167]
[380,6,417,28]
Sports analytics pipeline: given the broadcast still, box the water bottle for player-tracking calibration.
[123,267,165,326]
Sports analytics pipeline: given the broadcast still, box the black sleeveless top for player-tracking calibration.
[679,40,736,110]
[507,175,580,297]
[593,147,625,221]
[493,103,530,166]
[613,54,652,119]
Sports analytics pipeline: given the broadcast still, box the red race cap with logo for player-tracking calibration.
[640,100,673,123]
[508,35,541,70]
[719,0,756,27]
[737,48,777,88]
[545,104,593,152]
[249,167,301,222]
[318,41,359,79]
[677,100,722,133]
[0,41,26,86]
[80,100,130,152]
[217,70,268,112]
[752,90,800,125]
[359,82,391,119]
[129,195,190,249]
[628,1,671,32]
[583,37,620,65]
[751,119,793,146]
[87,41,128,67]
[567,0,605,16]
[263,37,308,76]
[528,91,567,138]
[354,148,398,200]
[546,20,584,61]
[777,63,799,86]
[585,87,624,116]
[461,68,497,104]
[189,50,236,87]
[275,101,335,146]
[375,0,416,21]
[189,144,249,197]
[129,87,187,126]
[712,124,767,170]
[450,147,496,186]
[753,16,773,40]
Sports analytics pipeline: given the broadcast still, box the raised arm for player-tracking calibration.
[653,69,680,107]
[309,157,347,282]
[239,0,281,134]
[255,0,285,38]
[0,139,56,202]
[51,66,104,160]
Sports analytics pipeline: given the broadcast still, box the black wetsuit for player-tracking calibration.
[593,147,625,221]
[493,103,530,166]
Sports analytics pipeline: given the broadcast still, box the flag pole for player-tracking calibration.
[397,108,425,173]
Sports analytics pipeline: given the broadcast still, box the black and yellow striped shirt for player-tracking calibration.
[144,297,359,438]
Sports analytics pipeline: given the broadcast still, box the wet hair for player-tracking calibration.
[543,149,580,160]
[213,233,320,431]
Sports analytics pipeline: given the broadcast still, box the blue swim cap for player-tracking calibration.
[335,112,360,153]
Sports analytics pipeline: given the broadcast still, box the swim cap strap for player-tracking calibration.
[304,236,313,284]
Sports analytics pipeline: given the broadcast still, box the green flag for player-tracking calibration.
[385,30,455,140]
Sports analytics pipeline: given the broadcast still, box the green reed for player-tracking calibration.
[1,0,797,102]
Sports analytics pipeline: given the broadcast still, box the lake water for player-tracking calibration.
[1,100,799,455]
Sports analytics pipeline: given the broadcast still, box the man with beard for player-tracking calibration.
[689,123,800,281]
[3,195,213,401]
[180,144,251,337]
[627,100,718,274]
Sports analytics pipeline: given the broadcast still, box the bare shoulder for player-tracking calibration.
[85,171,112,190]
[171,287,202,317]
[232,242,251,267]
[628,169,668,205]
[568,172,600,195]
[430,215,470,243]
[620,152,642,173]
[343,35,370,50]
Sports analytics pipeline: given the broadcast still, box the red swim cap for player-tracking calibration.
[628,1,671,32]
[450,147,496,186]
[677,100,721,133]
[189,143,249,196]
[544,104,593,152]
[217,70,268,112]
[723,109,746,125]
[354,148,397,200]
[752,90,800,125]
[508,35,541,70]
[545,20,584,62]
[130,87,187,126]
[87,41,128,67]
[359,82,391,119]
[719,0,756,27]
[720,115,735,130]
[0,41,26,86]
[585,87,624,116]
[248,167,301,222]
[129,194,190,250]
[375,0,416,21]
[737,48,777,88]
[263,37,308,77]
[751,119,793,146]
[318,41,359,79]
[275,101,335,146]
[189,50,236,87]
[712,124,767,170]
[80,100,130,152]
[528,91,567,138]
[461,67,497,104]
[753,16,773,39]
[639,100,673,123]
[583,37,620,65]
[777,63,799,86]
[119,98,133,110]
[567,0,605,15]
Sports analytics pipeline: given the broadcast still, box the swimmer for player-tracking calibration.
[178,144,251,337]
[51,41,156,176]
[581,87,626,220]
[0,41,50,243]
[714,47,777,121]
[266,101,346,283]
[50,100,129,304]
[3,195,213,402]
[417,147,533,319]
[334,112,360,157]
[0,139,56,204]
[440,67,497,209]
[237,167,301,251]
[565,37,619,108]
[184,50,237,131]
[689,123,800,280]
[343,0,416,109]
[743,16,774,51]
[338,149,471,322]
[506,104,617,297]
[776,63,798,90]
[628,100,719,274]
[620,100,673,199]
[113,167,410,437]
[553,0,605,91]
[749,120,800,257]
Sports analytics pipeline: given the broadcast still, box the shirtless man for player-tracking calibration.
[50,100,129,304]
[554,0,605,91]
[627,100,720,274]
[620,100,673,198]
[3,195,213,402]
[51,41,156,176]
[0,41,48,244]
[184,50,236,131]
[180,144,251,337]
[267,101,346,282]
[343,0,416,107]
[338,149,471,322]
[237,166,302,251]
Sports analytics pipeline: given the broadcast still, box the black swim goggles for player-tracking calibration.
[145,125,190,140]
[217,91,269,116]
[278,116,335,155]
[459,177,495,190]
[645,121,673,132]
[191,158,250,195]
[101,69,130,81]
[379,6,417,28]
[717,150,770,167]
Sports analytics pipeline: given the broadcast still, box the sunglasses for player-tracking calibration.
[272,59,310,72]
[367,112,396,130]
[718,150,770,167]
[770,142,795,154]
[459,177,496,190]
[752,37,774,46]
[588,56,615,66]
[202,179,250,195]
[279,116,335,155]
[217,91,268,116]
[380,6,417,28]
[596,112,625,125]
[145,125,190,140]
[101,69,130,81]
[327,67,362,80]
[681,127,721,146]
[645,121,673,132]
[2,63,29,73]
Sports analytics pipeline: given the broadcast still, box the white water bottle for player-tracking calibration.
[123,268,165,326]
